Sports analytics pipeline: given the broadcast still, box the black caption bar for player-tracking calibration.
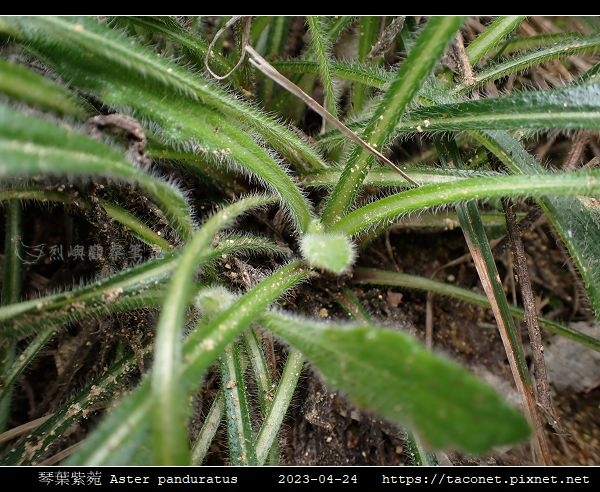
[4,466,597,491]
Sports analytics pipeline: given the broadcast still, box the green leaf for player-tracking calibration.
[0,187,170,249]
[269,16,354,121]
[578,60,600,85]
[1,344,151,465]
[147,142,248,195]
[0,103,194,241]
[191,393,225,465]
[456,201,550,462]
[458,34,600,92]
[68,261,309,465]
[353,268,600,352]
[118,16,239,86]
[327,285,435,465]
[150,195,274,465]
[263,311,530,453]
[394,84,600,133]
[259,16,292,107]
[300,166,492,188]
[220,343,258,465]
[352,16,380,112]
[306,16,339,121]
[272,59,389,89]
[119,90,314,234]
[474,130,600,319]
[99,200,173,250]
[0,201,21,430]
[322,16,465,226]
[0,235,278,339]
[6,16,328,171]
[0,58,88,118]
[493,32,584,58]
[331,170,600,237]
[466,16,526,65]
[255,348,304,465]
[5,16,316,234]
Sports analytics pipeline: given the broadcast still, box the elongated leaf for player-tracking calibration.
[0,58,87,117]
[579,61,600,85]
[322,16,464,226]
[0,186,173,250]
[456,201,549,462]
[493,32,584,58]
[99,200,172,250]
[1,344,152,465]
[118,16,238,85]
[394,84,600,133]
[191,393,225,465]
[327,286,435,465]
[0,103,194,241]
[112,89,313,234]
[353,268,600,351]
[220,343,257,465]
[415,82,600,322]
[259,16,291,107]
[242,330,274,416]
[0,290,163,415]
[474,130,600,318]
[271,16,354,121]
[272,59,389,89]
[0,235,280,338]
[5,23,315,234]
[68,261,309,465]
[0,254,176,339]
[6,16,328,171]
[263,311,529,453]
[255,348,304,465]
[352,16,380,112]
[1,202,21,305]
[0,201,21,430]
[147,142,248,195]
[331,170,600,237]
[300,166,493,188]
[307,16,338,120]
[151,195,274,465]
[466,16,526,65]
[458,34,600,92]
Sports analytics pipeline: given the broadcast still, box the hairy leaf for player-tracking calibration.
[264,312,529,453]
